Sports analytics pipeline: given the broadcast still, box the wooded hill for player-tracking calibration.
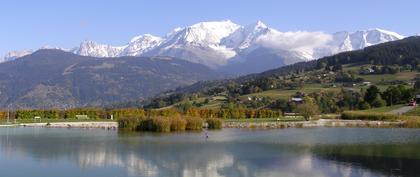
[134,36,420,114]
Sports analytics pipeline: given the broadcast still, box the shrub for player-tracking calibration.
[185,117,203,131]
[170,116,187,131]
[358,101,371,110]
[341,111,399,121]
[206,118,223,129]
[15,110,60,119]
[64,108,105,119]
[118,117,141,131]
[151,117,171,132]
[138,118,154,131]
[404,117,420,128]
[110,109,145,119]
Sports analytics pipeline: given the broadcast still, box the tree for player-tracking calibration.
[358,101,371,110]
[296,96,320,121]
[370,94,386,108]
[176,101,193,113]
[382,85,414,105]
[364,85,381,104]
[414,74,420,92]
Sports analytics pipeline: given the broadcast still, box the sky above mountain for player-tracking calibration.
[1,0,419,56]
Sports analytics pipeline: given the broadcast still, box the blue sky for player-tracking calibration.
[1,0,419,56]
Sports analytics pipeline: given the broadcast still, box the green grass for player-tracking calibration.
[358,104,405,113]
[356,71,418,84]
[241,84,341,100]
[404,107,420,116]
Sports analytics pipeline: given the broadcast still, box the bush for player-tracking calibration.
[185,117,203,131]
[151,117,171,132]
[341,111,399,121]
[15,110,60,119]
[370,97,386,108]
[110,109,145,119]
[404,118,420,128]
[64,108,105,119]
[118,117,141,131]
[206,118,223,129]
[358,101,371,110]
[170,116,187,131]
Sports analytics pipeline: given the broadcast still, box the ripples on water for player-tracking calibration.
[1,127,420,177]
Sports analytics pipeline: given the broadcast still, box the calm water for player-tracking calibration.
[1,127,420,177]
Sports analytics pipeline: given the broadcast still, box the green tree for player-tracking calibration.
[296,96,320,121]
[364,85,381,105]
[370,94,386,108]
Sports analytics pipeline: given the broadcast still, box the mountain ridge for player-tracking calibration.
[1,20,405,74]
[0,49,224,109]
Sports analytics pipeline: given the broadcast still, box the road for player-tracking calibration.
[389,106,416,115]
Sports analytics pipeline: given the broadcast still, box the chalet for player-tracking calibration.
[343,82,356,87]
[291,97,303,103]
[360,68,374,74]
[362,81,371,86]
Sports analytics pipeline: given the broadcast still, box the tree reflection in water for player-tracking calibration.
[1,128,420,177]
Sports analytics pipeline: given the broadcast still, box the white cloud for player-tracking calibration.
[256,30,333,57]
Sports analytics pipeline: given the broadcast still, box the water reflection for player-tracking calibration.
[1,128,420,177]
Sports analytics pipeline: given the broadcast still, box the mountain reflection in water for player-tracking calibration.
[1,128,420,177]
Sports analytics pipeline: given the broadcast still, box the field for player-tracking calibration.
[241,84,341,100]
[358,104,405,113]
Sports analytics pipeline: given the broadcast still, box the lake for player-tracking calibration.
[1,127,420,177]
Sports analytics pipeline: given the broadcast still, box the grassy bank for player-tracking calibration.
[358,104,405,113]
[341,111,420,128]
[1,119,116,125]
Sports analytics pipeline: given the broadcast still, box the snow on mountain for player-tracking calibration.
[314,28,405,58]
[143,20,241,68]
[1,50,33,62]
[122,34,163,56]
[222,21,272,50]
[1,20,405,72]
[75,41,126,57]
[159,20,240,46]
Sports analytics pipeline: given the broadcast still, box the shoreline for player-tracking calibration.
[1,122,118,129]
[223,119,405,129]
[0,119,408,129]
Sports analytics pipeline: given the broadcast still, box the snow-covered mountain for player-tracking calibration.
[75,41,126,58]
[316,29,405,57]
[2,20,406,74]
[1,50,33,62]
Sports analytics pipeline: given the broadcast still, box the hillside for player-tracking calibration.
[140,36,420,112]
[0,49,223,109]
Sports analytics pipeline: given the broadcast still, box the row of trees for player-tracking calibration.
[266,84,415,115]
[0,107,282,121]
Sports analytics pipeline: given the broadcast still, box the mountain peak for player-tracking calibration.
[251,20,268,29]
[367,28,405,39]
[77,40,125,58]
[129,34,161,43]
[190,20,237,28]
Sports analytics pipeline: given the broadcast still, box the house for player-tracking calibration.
[362,81,371,86]
[291,97,303,103]
[360,68,374,74]
[343,82,356,87]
